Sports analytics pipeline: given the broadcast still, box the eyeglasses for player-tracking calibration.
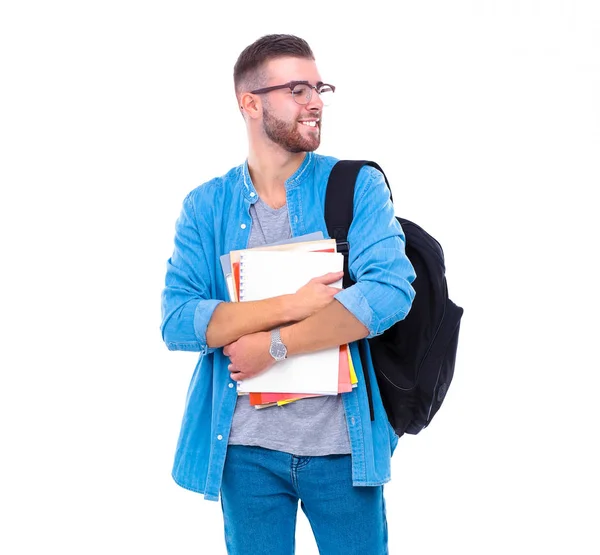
[250,81,335,106]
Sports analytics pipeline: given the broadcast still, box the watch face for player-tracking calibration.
[270,342,287,360]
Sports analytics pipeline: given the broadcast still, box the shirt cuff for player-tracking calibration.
[334,286,375,338]
[194,299,225,354]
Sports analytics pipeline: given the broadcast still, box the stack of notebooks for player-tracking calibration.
[220,233,358,409]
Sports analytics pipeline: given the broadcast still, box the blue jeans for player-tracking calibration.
[220,445,388,554]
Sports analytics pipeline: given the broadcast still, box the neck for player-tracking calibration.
[247,142,307,203]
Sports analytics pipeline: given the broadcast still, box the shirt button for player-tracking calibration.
[217,434,223,441]
[240,224,246,229]
[294,215,298,223]
[351,417,356,426]
[228,383,234,388]
[250,192,256,197]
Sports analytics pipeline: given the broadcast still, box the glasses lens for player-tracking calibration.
[291,84,311,105]
[318,85,334,106]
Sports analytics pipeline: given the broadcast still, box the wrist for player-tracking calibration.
[281,294,300,323]
[269,327,288,361]
[279,325,295,358]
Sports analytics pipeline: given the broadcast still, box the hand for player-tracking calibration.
[223,331,274,382]
[290,271,344,321]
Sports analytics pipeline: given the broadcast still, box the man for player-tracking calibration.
[161,34,416,554]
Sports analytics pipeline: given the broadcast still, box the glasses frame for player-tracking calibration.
[249,81,336,105]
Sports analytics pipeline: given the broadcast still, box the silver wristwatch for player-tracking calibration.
[269,328,288,362]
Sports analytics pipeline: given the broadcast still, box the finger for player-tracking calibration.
[223,346,230,356]
[311,271,344,284]
[230,372,243,381]
[228,363,236,372]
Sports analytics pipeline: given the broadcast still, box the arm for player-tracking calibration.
[161,191,343,352]
[161,192,219,353]
[282,165,416,352]
[206,297,294,349]
[280,298,368,356]
[226,167,416,379]
[226,299,367,382]
[206,268,341,349]
[333,165,416,339]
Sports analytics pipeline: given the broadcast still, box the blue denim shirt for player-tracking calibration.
[161,152,416,501]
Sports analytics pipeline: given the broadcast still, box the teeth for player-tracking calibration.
[300,121,317,127]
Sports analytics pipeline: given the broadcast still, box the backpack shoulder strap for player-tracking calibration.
[325,160,392,288]
[324,159,392,423]
[325,160,393,236]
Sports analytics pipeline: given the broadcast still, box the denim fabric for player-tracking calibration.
[161,152,416,501]
[221,445,388,555]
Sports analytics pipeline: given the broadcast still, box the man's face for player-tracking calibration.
[259,57,324,153]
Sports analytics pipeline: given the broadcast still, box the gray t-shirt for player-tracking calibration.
[227,197,351,455]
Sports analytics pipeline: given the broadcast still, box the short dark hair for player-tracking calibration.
[233,34,315,96]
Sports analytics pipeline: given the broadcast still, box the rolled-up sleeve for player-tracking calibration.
[334,166,416,338]
[161,193,223,353]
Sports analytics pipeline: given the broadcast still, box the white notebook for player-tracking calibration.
[236,250,344,394]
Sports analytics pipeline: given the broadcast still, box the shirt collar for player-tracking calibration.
[241,152,314,203]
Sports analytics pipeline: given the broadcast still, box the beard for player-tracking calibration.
[262,107,321,153]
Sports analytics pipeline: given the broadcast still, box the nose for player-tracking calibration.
[306,87,324,110]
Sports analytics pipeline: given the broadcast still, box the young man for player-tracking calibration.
[161,34,416,554]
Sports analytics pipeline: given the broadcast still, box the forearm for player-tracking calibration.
[206,295,297,349]
[280,299,369,356]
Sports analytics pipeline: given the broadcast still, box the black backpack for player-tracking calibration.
[325,160,464,437]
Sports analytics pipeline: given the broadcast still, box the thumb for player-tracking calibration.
[312,271,344,285]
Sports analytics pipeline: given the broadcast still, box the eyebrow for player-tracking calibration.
[289,80,325,87]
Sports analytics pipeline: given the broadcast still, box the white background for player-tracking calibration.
[1,1,599,553]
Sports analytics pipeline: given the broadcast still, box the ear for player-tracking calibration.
[239,92,261,119]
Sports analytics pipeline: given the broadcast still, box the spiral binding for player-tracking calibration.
[239,253,247,301]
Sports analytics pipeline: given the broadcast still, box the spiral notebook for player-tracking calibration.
[236,249,344,395]
[219,232,325,302]
[228,237,336,302]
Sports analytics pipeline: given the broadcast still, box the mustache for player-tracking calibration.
[297,115,322,122]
